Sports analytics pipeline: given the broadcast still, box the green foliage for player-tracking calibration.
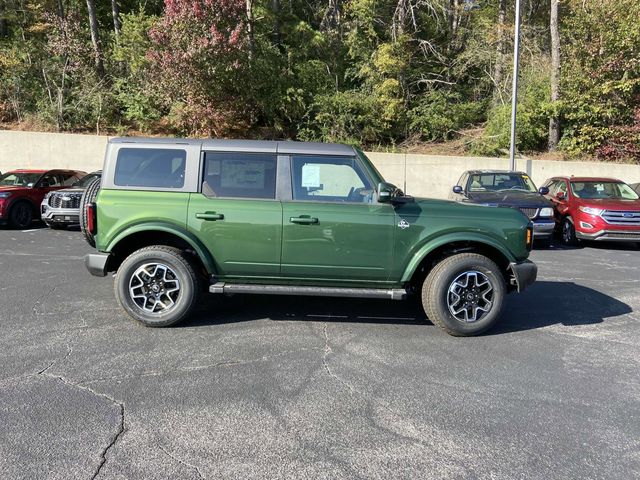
[0,0,639,161]
[471,69,550,155]
[300,89,396,144]
[408,91,485,141]
[111,10,161,131]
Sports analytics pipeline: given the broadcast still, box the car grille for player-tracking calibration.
[600,231,640,240]
[48,192,82,209]
[518,207,538,219]
[602,210,640,226]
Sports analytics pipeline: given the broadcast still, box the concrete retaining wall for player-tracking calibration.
[2,130,639,199]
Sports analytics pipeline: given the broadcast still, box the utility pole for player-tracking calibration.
[508,0,522,171]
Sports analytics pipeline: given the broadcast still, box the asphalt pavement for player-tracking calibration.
[0,226,639,479]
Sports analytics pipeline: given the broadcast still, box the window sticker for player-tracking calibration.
[208,159,221,175]
[301,164,321,188]
[221,160,266,189]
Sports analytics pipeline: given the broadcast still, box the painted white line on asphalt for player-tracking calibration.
[21,229,40,233]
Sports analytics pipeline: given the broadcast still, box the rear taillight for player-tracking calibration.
[87,203,97,235]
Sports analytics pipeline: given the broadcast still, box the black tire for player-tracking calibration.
[114,246,202,327]
[80,177,102,247]
[421,253,506,336]
[561,217,578,246]
[8,201,33,229]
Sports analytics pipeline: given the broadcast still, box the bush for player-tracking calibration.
[299,88,403,144]
[408,91,485,141]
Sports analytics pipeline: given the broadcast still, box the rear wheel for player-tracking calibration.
[9,201,33,229]
[79,177,101,247]
[114,246,202,327]
[421,253,506,336]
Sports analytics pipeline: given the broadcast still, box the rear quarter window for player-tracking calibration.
[114,148,186,188]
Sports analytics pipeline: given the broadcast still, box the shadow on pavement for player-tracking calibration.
[183,280,631,335]
[493,281,632,334]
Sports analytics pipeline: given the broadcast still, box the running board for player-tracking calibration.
[209,282,407,300]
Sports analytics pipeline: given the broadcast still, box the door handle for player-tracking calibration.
[290,216,319,225]
[196,212,224,221]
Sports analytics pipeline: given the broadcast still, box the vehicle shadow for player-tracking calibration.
[183,281,631,335]
[493,281,632,334]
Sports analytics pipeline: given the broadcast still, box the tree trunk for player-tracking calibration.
[245,0,255,55]
[272,0,280,45]
[321,0,342,33]
[392,0,407,41]
[111,0,122,38]
[0,3,7,38]
[493,0,507,104]
[548,0,561,150]
[86,0,105,77]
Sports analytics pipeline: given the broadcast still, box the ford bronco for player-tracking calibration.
[82,138,536,336]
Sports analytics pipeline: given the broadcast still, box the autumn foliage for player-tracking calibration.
[147,0,250,136]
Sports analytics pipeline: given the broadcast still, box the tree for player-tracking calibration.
[548,0,560,150]
[146,0,251,135]
[85,0,105,77]
[493,0,507,104]
[111,0,122,39]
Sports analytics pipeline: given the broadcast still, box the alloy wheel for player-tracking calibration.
[128,263,181,315]
[446,270,494,323]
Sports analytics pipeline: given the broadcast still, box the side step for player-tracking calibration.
[209,282,407,300]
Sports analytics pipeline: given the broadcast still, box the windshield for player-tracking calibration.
[0,172,42,187]
[467,173,537,192]
[571,181,639,200]
[73,172,101,188]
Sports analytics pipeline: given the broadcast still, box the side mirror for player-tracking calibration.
[452,185,463,194]
[377,182,396,203]
[538,187,550,195]
[556,191,566,200]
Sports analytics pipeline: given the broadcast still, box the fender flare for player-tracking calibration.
[400,232,517,282]
[105,222,217,274]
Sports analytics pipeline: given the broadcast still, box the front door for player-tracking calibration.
[281,155,395,283]
[187,152,282,278]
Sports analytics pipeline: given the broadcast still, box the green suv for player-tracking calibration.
[83,138,536,336]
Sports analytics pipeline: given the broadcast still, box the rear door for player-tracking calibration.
[280,154,395,283]
[187,151,282,278]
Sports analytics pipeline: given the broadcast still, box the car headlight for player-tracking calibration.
[539,207,554,217]
[0,192,12,199]
[578,206,603,215]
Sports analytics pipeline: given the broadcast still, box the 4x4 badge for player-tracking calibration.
[398,219,410,229]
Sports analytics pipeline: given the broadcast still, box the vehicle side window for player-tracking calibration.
[202,152,277,199]
[38,173,62,188]
[114,148,186,188]
[556,180,568,197]
[290,156,374,203]
[61,174,78,186]
[545,180,558,196]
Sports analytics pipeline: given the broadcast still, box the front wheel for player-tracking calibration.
[561,217,578,246]
[114,246,202,327]
[421,253,506,336]
[9,201,33,229]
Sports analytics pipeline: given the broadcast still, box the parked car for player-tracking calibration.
[541,176,640,246]
[0,169,87,228]
[630,182,640,195]
[41,171,102,229]
[450,170,555,247]
[81,137,537,336]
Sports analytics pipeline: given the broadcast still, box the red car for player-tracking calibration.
[0,169,87,228]
[542,176,640,246]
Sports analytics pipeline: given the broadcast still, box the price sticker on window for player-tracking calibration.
[301,164,321,188]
